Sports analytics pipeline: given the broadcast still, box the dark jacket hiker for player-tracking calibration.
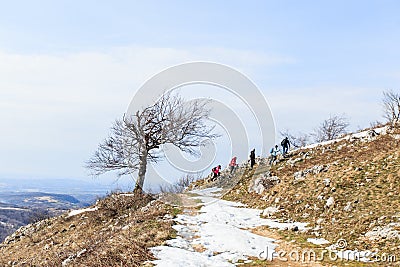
[249,149,256,169]
[281,137,290,156]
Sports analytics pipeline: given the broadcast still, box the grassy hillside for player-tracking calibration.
[1,126,399,266]
[0,192,179,266]
[0,192,90,243]
[221,126,400,261]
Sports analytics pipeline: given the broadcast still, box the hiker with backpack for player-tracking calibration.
[269,145,280,165]
[212,165,221,178]
[229,156,237,174]
[249,149,256,169]
[281,137,290,157]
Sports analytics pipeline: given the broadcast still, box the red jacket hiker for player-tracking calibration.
[212,165,221,178]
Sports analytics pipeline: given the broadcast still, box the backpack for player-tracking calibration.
[281,139,286,146]
[270,148,274,154]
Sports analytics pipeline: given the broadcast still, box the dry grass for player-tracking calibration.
[221,130,400,265]
[3,128,400,266]
[0,192,179,266]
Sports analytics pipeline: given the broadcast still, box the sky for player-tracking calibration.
[0,1,399,189]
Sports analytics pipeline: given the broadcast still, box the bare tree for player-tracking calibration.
[312,114,349,143]
[158,174,197,194]
[279,129,310,148]
[369,120,384,129]
[382,90,400,124]
[86,92,218,193]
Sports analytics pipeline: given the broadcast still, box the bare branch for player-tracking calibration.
[158,174,197,194]
[85,119,140,176]
[312,114,349,142]
[86,91,218,192]
[279,129,310,148]
[382,90,400,124]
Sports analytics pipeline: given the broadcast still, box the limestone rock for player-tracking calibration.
[365,223,400,241]
[293,165,330,181]
[326,197,334,208]
[262,207,279,217]
[248,174,280,195]
[344,202,352,212]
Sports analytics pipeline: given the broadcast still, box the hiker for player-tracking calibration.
[269,145,280,165]
[229,156,237,174]
[249,149,256,169]
[281,137,290,156]
[212,165,221,178]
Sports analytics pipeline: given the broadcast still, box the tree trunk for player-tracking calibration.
[134,150,148,194]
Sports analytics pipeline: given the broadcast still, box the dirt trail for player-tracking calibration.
[152,188,326,266]
[250,227,325,267]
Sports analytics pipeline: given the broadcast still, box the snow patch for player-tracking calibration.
[67,207,98,217]
[262,207,279,217]
[151,188,308,265]
[151,246,234,267]
[0,207,26,211]
[303,126,388,150]
[190,187,222,197]
[194,222,276,260]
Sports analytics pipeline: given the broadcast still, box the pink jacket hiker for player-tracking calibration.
[229,157,237,167]
[229,157,237,174]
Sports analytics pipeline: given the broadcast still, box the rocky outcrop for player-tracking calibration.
[262,207,278,217]
[293,164,330,181]
[3,217,55,245]
[248,174,280,195]
[325,197,335,208]
[365,223,400,241]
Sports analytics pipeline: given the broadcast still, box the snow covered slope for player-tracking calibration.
[151,187,307,266]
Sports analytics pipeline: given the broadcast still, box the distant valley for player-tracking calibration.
[0,192,85,242]
[0,177,128,242]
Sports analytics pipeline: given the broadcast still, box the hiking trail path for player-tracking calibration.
[151,187,323,267]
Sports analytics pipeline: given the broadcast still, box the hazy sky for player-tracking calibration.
[0,1,399,186]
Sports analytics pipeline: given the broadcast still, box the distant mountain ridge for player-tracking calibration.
[0,192,81,208]
[0,178,115,194]
[0,191,89,243]
[0,177,129,244]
